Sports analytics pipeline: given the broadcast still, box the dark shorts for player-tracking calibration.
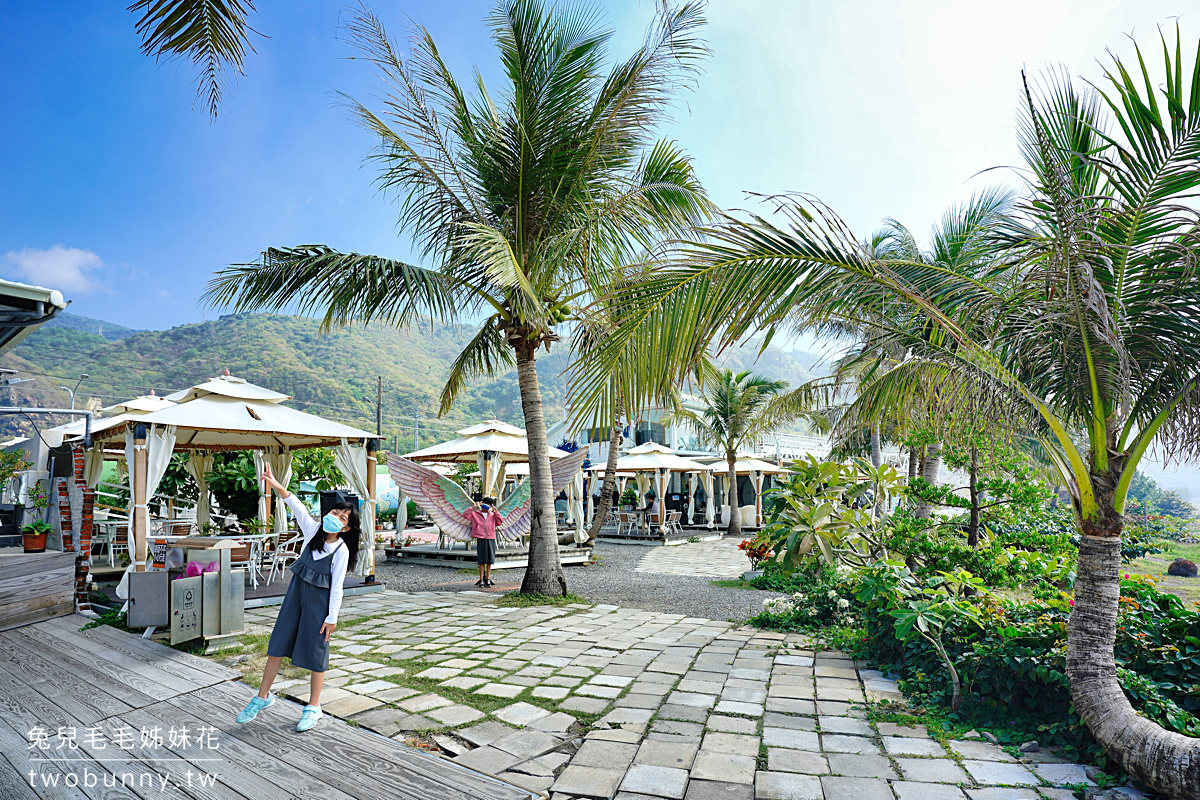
[475,536,496,565]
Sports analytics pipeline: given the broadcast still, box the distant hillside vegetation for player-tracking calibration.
[1,313,827,444]
[43,312,141,341]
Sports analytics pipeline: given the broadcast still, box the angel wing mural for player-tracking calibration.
[386,448,589,543]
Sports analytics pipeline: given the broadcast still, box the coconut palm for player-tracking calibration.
[582,30,1200,797]
[206,0,712,595]
[129,0,260,119]
[669,368,825,537]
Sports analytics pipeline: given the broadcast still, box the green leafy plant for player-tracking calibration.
[21,519,52,536]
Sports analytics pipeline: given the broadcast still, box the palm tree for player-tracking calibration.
[670,368,822,537]
[206,0,711,595]
[582,30,1200,798]
[129,0,260,119]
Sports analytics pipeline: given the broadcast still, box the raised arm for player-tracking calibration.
[263,463,318,542]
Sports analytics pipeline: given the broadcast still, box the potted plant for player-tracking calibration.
[739,537,771,580]
[22,519,51,553]
[619,487,640,510]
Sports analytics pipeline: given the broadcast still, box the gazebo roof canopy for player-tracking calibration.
[403,418,569,463]
[100,394,178,414]
[615,442,713,473]
[82,375,380,451]
[699,456,790,474]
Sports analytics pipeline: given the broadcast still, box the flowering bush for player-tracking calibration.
[738,538,771,568]
[749,561,862,629]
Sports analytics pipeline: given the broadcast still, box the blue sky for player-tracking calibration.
[3,0,1198,495]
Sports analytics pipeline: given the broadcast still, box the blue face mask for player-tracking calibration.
[322,513,344,534]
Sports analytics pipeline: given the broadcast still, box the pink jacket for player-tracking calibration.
[464,507,502,540]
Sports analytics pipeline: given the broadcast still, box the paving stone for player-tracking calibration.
[949,740,1015,761]
[818,716,873,736]
[529,711,577,733]
[415,666,463,680]
[658,704,710,723]
[552,765,626,798]
[882,736,946,756]
[730,668,771,681]
[768,684,814,700]
[459,720,518,747]
[763,712,816,731]
[875,723,928,738]
[476,682,526,698]
[815,701,862,717]
[621,764,690,799]
[766,749,829,775]
[398,693,453,712]
[493,701,551,727]
[761,727,820,751]
[616,693,665,709]
[561,696,611,714]
[653,719,706,737]
[1038,790,1082,800]
[602,708,656,726]
[589,728,645,744]
[722,686,768,704]
[714,700,764,717]
[573,739,639,768]
[895,758,969,784]
[534,686,572,700]
[962,760,1039,786]
[370,685,421,703]
[766,699,817,716]
[578,683,624,699]
[706,715,758,734]
[453,745,522,774]
[345,679,402,694]
[1033,763,1095,786]
[593,674,636,687]
[323,694,382,717]
[394,713,441,731]
[439,676,488,691]
[963,791,1039,800]
[754,771,823,800]
[891,782,967,800]
[819,776,894,800]
[685,779,754,800]
[825,753,897,779]
[502,771,554,793]
[821,734,880,755]
[668,691,718,708]
[691,752,757,785]
[425,703,485,726]
[701,732,760,757]
[492,729,564,760]
[678,679,726,694]
[634,738,699,769]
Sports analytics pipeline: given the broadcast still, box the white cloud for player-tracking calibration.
[3,245,105,294]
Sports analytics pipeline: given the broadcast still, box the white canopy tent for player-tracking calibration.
[699,456,790,526]
[612,442,713,527]
[80,373,383,575]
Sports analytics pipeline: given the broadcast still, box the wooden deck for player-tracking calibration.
[0,615,536,800]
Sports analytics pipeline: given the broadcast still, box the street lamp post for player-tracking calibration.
[59,373,89,410]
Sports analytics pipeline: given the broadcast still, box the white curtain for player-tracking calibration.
[701,470,715,529]
[476,451,504,497]
[335,439,374,575]
[254,448,293,534]
[570,469,585,541]
[655,470,668,526]
[635,473,651,505]
[124,425,177,568]
[753,471,765,527]
[617,476,627,501]
[564,478,575,524]
[585,477,593,525]
[397,488,408,533]
[185,451,214,528]
[686,472,697,526]
[494,460,507,498]
[83,445,106,488]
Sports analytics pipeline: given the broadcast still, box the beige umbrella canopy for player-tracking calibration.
[700,455,789,526]
[612,443,713,525]
[403,418,570,497]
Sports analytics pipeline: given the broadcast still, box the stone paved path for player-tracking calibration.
[633,539,751,578]
[237,591,1095,800]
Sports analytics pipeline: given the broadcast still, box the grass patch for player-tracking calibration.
[711,578,754,590]
[1127,541,1200,605]
[493,592,591,608]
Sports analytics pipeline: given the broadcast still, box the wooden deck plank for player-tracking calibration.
[42,618,236,688]
[117,703,357,800]
[184,681,535,800]
[6,626,178,704]
[0,732,90,800]
[0,633,132,726]
[0,750,42,800]
[25,621,201,699]
[1,629,165,709]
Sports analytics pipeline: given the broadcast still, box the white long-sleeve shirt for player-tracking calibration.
[284,494,348,625]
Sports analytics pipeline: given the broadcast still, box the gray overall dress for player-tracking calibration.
[266,540,341,672]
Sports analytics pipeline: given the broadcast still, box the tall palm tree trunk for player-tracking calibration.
[515,348,566,596]
[583,398,623,543]
[1069,506,1200,798]
[725,453,741,538]
[914,442,941,519]
[966,445,980,548]
[870,425,882,468]
[907,446,919,481]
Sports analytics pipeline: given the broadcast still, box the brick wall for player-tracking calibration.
[66,447,94,611]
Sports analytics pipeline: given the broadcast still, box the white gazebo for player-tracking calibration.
[403,419,570,498]
[77,373,384,576]
[700,456,791,526]
[612,442,713,527]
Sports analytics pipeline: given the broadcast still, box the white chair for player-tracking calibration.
[740,505,757,527]
[720,505,731,526]
[266,533,303,584]
[662,511,684,537]
[616,511,638,537]
[228,542,258,590]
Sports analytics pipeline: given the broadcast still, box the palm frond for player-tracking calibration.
[439,320,515,416]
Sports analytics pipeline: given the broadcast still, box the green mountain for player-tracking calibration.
[43,312,141,341]
[0,313,827,445]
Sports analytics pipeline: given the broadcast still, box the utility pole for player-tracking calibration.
[375,376,383,437]
[414,410,423,450]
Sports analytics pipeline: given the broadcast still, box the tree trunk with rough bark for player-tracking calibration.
[725,452,741,538]
[914,442,941,519]
[1069,500,1200,799]
[907,446,919,481]
[966,445,979,548]
[515,347,567,596]
[870,425,882,468]
[582,398,623,544]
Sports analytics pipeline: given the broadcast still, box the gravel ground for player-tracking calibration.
[372,539,783,622]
